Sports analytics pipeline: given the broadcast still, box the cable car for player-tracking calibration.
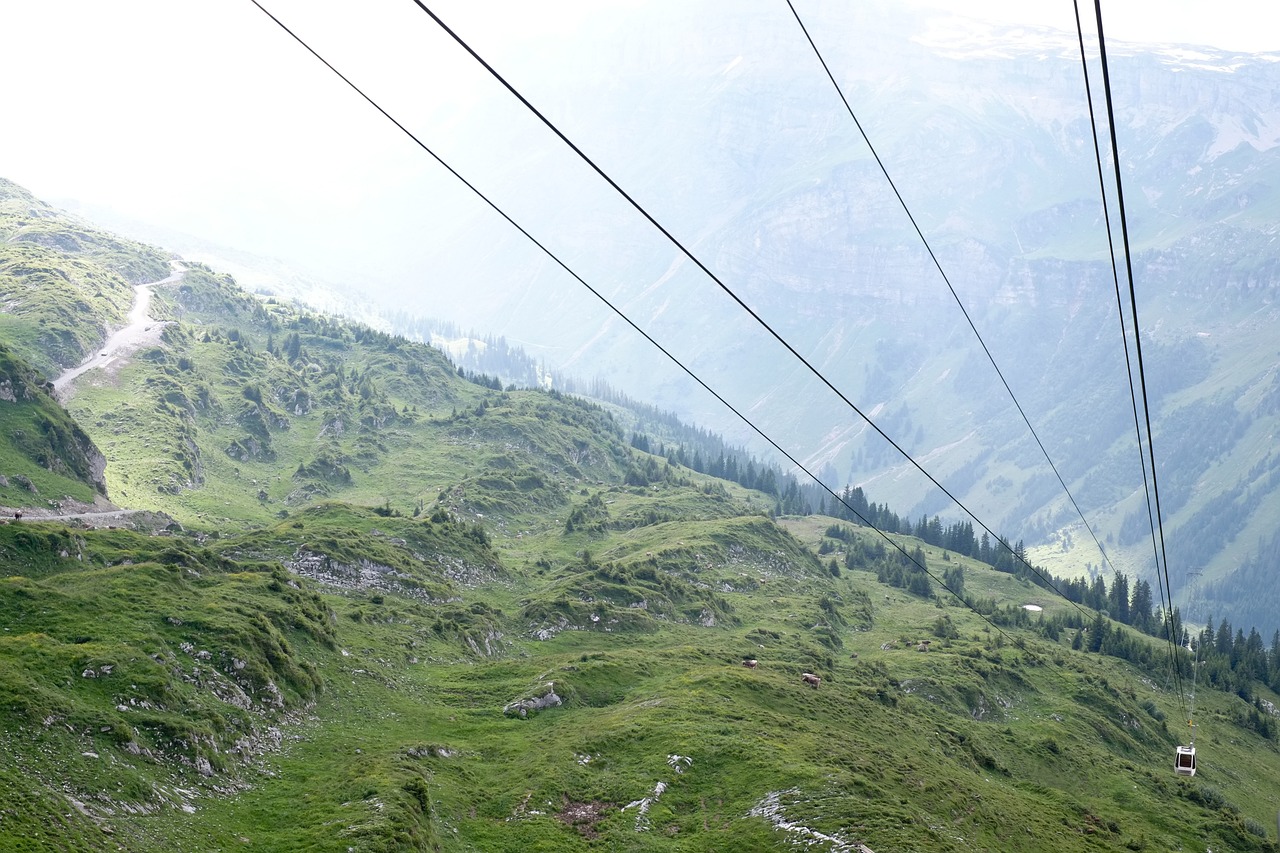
[1174,745,1196,777]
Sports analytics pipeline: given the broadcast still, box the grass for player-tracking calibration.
[0,520,342,849]
[5,473,1280,851]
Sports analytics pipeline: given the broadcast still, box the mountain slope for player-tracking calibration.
[4,502,1280,851]
[2,180,1280,851]
[0,177,169,379]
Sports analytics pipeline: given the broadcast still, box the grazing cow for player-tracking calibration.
[801,672,821,689]
[742,659,758,669]
[916,641,931,652]
[13,511,21,521]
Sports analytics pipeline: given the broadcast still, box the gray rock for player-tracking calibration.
[503,682,563,718]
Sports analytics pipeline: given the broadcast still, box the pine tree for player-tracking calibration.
[1130,579,1154,633]
[1216,618,1234,657]
[1088,575,1107,611]
[1088,612,1107,653]
[1108,573,1130,625]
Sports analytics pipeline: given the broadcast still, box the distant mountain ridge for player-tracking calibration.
[343,8,1280,630]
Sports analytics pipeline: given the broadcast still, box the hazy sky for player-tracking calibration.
[3,0,1277,292]
[908,0,1280,51]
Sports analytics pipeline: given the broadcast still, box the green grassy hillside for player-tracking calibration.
[4,507,1279,851]
[61,263,706,533]
[0,177,169,377]
[3,181,1280,851]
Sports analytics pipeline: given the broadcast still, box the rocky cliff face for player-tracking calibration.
[0,343,108,498]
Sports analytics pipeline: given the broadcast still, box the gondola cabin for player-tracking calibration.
[1174,745,1196,777]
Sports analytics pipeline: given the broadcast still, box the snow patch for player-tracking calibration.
[1207,111,1280,158]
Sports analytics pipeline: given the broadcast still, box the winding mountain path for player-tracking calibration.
[7,263,190,526]
[0,496,178,531]
[52,262,186,400]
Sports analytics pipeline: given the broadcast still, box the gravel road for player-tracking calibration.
[52,262,186,400]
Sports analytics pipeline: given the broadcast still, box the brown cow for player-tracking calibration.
[801,672,821,689]
[742,659,758,669]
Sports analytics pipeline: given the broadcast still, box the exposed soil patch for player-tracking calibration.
[558,798,612,839]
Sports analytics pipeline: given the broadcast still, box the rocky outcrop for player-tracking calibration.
[284,547,459,605]
[0,343,109,495]
[503,683,563,718]
[225,436,276,463]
